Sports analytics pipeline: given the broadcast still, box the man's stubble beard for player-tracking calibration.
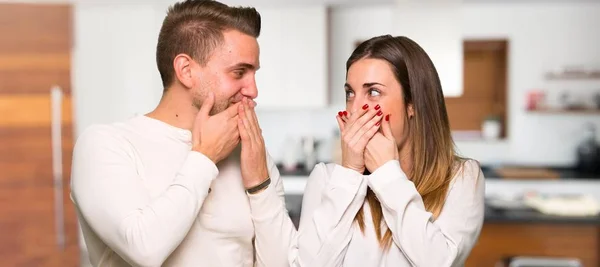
[192,87,230,116]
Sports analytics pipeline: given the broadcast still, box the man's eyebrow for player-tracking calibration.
[230,62,258,70]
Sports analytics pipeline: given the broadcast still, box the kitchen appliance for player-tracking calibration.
[300,136,321,172]
[576,123,600,174]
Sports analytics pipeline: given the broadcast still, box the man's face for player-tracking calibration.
[192,30,260,115]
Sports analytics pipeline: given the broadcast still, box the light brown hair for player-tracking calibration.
[156,0,261,89]
[347,35,462,250]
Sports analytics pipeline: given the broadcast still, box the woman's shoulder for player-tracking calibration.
[451,158,485,187]
[309,162,338,179]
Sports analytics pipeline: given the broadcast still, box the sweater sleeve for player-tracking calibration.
[70,125,219,267]
[289,163,368,267]
[367,159,485,267]
[247,152,298,267]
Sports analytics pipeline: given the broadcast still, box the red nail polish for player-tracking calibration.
[377,110,383,116]
[385,114,390,121]
[362,104,369,110]
[376,121,381,126]
[343,111,348,116]
[374,104,380,110]
[338,111,343,117]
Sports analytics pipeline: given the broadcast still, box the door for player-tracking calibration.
[0,4,79,266]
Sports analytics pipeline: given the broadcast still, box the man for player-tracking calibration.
[70,0,294,266]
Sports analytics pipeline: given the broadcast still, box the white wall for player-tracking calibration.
[456,2,600,166]
[73,3,165,136]
[70,2,600,166]
[259,2,600,166]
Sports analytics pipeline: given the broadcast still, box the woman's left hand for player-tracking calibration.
[365,114,399,173]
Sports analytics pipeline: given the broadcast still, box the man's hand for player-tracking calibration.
[238,97,269,189]
[192,92,241,164]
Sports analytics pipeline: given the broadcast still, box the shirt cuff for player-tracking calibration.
[367,160,408,191]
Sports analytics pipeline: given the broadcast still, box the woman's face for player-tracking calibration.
[345,58,413,147]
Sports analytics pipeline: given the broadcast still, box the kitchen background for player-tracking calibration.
[1,0,600,266]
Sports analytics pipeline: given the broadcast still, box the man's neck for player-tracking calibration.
[146,87,197,131]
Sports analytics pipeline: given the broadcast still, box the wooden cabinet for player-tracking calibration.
[0,4,80,266]
[466,223,599,267]
[254,6,328,110]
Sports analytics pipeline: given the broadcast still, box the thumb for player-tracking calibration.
[199,91,215,119]
[382,114,393,139]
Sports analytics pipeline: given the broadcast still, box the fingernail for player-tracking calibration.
[376,121,381,126]
[343,111,348,116]
[375,104,380,110]
[385,114,390,121]
[338,111,343,117]
[377,110,383,116]
[362,104,369,110]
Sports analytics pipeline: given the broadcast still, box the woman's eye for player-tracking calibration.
[369,89,381,97]
[345,90,355,98]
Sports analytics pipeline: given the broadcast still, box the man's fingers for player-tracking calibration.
[199,91,215,118]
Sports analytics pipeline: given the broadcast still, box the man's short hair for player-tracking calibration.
[156,0,261,89]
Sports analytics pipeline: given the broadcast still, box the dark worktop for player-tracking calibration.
[284,194,600,228]
[278,163,600,180]
[484,205,600,225]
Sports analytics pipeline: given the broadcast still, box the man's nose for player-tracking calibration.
[241,79,258,99]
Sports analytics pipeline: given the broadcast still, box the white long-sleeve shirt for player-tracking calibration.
[70,115,291,267]
[257,159,485,267]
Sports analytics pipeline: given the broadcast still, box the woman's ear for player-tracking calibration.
[407,104,415,119]
[173,53,195,89]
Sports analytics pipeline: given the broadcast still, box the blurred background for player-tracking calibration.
[1,0,600,266]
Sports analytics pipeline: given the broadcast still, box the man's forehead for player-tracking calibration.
[216,30,260,68]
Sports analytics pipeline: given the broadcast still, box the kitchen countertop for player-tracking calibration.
[484,205,600,225]
[278,164,600,180]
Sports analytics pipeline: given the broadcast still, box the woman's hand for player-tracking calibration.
[364,114,399,173]
[336,104,383,173]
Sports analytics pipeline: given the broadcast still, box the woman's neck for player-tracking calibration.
[398,142,413,179]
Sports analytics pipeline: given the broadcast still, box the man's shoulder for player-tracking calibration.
[75,118,138,152]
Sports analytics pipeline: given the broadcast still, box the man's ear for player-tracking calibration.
[173,53,195,89]
[407,103,414,118]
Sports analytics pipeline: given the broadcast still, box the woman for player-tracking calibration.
[288,35,485,267]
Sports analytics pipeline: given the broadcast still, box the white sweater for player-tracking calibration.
[70,115,293,267]
[257,159,486,267]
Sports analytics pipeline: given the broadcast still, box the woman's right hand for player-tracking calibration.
[336,104,383,173]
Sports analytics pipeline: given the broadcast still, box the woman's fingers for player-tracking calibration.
[336,111,346,132]
[349,110,383,147]
[346,104,370,127]
[346,106,382,140]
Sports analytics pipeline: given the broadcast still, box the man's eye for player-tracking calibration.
[233,70,245,78]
